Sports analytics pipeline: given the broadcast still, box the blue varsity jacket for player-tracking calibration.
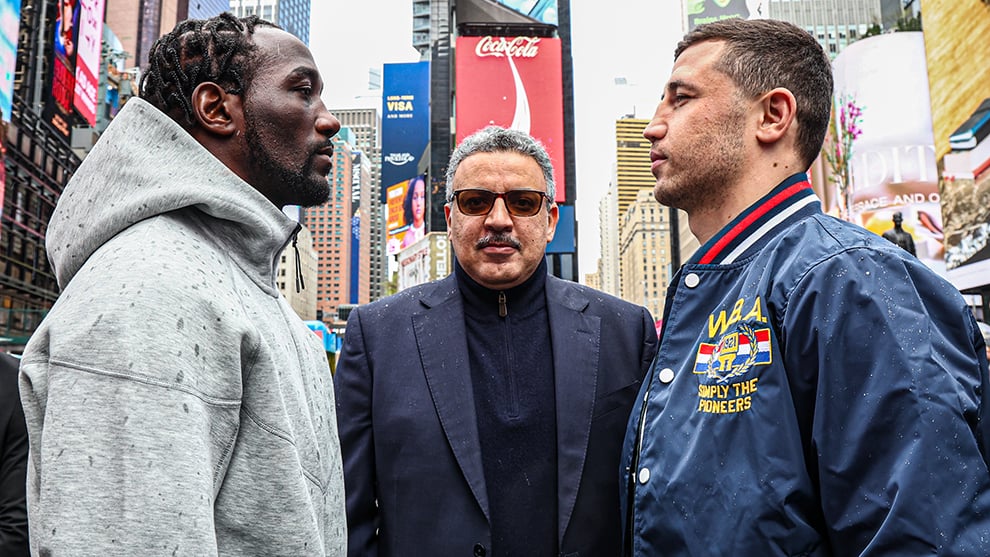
[622,173,990,556]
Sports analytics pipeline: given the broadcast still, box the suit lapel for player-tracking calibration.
[547,277,600,546]
[412,275,490,522]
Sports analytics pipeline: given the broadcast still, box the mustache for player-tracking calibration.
[476,233,521,250]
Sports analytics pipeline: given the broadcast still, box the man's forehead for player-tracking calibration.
[252,26,314,60]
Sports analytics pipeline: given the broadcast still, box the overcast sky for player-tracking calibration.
[309,1,684,279]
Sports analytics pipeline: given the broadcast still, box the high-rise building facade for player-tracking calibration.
[614,117,653,218]
[304,131,353,325]
[105,0,231,72]
[188,0,231,18]
[598,183,619,296]
[334,108,386,301]
[619,189,672,322]
[275,225,318,320]
[229,0,310,44]
[2,4,83,349]
[350,152,373,306]
[767,0,904,55]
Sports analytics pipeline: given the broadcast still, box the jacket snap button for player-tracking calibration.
[659,368,675,384]
[639,467,651,484]
[684,273,700,288]
[474,543,486,556]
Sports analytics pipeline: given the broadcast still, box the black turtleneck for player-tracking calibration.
[456,258,558,557]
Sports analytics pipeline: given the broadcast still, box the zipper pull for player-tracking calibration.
[498,291,507,318]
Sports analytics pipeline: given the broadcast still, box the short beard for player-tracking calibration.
[654,105,747,212]
[243,115,330,208]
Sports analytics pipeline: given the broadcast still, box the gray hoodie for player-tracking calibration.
[18,97,346,556]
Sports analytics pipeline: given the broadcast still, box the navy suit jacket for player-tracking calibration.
[335,273,658,556]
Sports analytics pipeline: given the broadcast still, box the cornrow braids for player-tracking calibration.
[140,13,278,126]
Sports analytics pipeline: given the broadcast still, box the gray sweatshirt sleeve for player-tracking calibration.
[19,354,242,556]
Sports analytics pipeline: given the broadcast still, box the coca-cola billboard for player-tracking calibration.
[455,36,566,202]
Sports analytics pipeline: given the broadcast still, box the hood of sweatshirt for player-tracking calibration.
[46,97,298,292]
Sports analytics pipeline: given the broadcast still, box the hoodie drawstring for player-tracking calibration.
[293,232,305,293]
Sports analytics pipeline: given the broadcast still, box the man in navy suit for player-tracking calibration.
[335,126,659,556]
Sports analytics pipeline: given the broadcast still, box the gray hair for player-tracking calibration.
[445,126,556,201]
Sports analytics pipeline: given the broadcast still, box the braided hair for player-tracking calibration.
[140,13,278,126]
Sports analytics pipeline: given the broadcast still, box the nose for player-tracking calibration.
[643,103,667,142]
[317,104,341,138]
[484,196,513,230]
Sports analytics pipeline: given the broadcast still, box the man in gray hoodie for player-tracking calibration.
[18,14,346,556]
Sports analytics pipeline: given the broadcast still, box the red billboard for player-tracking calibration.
[455,36,566,202]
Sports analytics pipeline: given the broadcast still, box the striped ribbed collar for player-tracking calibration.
[687,173,821,266]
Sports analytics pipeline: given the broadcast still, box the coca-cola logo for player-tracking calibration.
[475,36,541,59]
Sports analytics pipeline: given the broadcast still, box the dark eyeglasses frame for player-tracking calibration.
[448,189,552,217]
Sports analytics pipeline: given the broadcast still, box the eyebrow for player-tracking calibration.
[661,79,698,100]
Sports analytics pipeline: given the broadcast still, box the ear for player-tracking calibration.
[754,87,796,146]
[444,202,453,229]
[544,203,559,244]
[191,82,240,137]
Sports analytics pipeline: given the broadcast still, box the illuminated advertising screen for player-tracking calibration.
[942,103,990,288]
[684,0,765,31]
[831,32,944,275]
[455,36,566,203]
[494,0,558,25]
[72,0,105,126]
[385,174,427,255]
[0,0,20,122]
[380,61,430,202]
[44,0,80,137]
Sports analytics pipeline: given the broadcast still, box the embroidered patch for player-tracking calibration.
[694,322,772,382]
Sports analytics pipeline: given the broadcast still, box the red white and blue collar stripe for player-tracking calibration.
[689,173,821,266]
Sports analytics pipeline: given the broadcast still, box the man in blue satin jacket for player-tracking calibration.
[623,17,990,556]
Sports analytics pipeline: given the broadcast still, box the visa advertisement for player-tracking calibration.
[380,61,430,202]
[0,0,20,122]
[455,36,566,203]
[831,32,945,275]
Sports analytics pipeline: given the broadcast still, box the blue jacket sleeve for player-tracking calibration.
[781,246,990,554]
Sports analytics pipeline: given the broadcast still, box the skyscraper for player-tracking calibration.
[229,0,311,44]
[767,0,904,55]
[303,129,353,325]
[614,117,653,218]
[333,108,386,301]
[598,183,619,296]
[619,189,671,322]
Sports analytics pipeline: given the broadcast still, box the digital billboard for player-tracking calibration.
[455,36,566,202]
[684,0,765,31]
[381,61,430,202]
[493,0,557,26]
[831,32,944,275]
[385,174,427,255]
[44,0,80,136]
[72,0,105,126]
[0,0,20,123]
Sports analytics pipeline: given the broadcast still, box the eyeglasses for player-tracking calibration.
[449,189,551,217]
